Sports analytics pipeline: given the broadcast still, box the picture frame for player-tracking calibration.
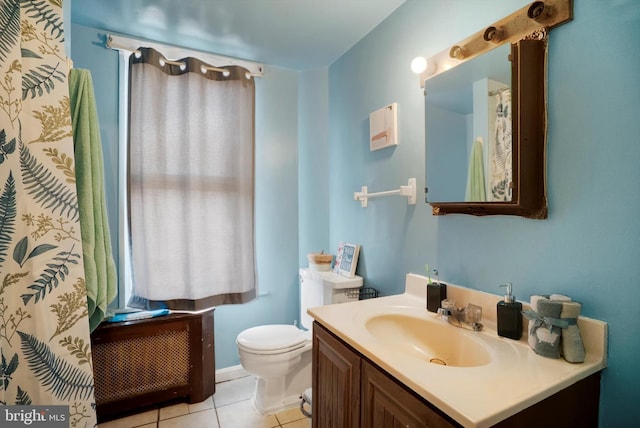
[369,103,398,151]
[334,242,360,278]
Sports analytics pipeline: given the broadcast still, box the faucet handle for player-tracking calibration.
[464,303,483,324]
[441,299,456,311]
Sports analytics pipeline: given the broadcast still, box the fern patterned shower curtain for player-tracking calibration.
[1,0,96,426]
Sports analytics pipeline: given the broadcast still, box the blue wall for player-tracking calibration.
[298,68,330,266]
[328,0,640,425]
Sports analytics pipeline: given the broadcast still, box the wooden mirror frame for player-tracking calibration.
[422,0,573,219]
[429,37,547,219]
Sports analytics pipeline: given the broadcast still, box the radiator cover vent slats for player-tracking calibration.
[93,329,191,403]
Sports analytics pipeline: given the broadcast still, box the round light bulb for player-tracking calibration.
[411,56,427,74]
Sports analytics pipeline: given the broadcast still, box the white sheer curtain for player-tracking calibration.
[127,48,256,310]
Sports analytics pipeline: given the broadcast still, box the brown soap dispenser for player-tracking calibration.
[497,283,523,340]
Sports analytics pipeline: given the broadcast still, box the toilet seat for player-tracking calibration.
[236,324,309,355]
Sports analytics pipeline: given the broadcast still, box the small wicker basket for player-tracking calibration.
[345,287,380,300]
[307,252,333,271]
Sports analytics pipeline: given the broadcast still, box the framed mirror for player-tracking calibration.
[426,37,547,218]
[421,0,573,219]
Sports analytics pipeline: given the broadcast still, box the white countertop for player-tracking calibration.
[307,273,607,428]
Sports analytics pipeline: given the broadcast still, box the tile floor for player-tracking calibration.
[98,375,311,428]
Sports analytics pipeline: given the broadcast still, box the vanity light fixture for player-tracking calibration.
[483,26,504,43]
[411,56,436,88]
[410,56,427,74]
[449,45,467,60]
[527,1,554,23]
[416,57,437,76]
[416,0,572,88]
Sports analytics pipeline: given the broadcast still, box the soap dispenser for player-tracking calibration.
[426,269,447,313]
[497,283,522,340]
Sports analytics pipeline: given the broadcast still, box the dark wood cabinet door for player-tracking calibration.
[312,322,361,428]
[361,360,455,428]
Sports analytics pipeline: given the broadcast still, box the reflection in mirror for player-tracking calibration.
[425,43,511,203]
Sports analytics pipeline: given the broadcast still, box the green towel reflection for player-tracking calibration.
[465,138,486,202]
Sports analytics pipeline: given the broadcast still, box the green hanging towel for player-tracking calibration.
[69,69,118,331]
[465,138,487,202]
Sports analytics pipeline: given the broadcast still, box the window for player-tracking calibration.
[117,46,258,310]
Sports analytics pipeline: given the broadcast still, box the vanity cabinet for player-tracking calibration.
[313,321,600,428]
[313,322,456,428]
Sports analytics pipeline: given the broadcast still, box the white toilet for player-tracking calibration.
[236,268,363,414]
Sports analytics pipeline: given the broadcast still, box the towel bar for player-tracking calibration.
[354,178,416,208]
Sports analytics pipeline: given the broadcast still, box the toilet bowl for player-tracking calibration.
[237,324,312,414]
[236,268,363,414]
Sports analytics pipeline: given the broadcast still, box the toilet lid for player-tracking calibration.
[237,324,307,353]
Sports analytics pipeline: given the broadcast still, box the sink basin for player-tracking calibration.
[365,313,492,367]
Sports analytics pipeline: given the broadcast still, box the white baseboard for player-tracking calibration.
[216,365,250,383]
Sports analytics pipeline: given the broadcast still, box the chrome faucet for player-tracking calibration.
[437,300,483,331]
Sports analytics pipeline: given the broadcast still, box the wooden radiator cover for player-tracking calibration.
[90,309,215,422]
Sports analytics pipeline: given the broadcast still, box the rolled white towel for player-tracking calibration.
[560,301,585,363]
[530,295,548,311]
[528,295,548,350]
[559,301,580,319]
[550,294,572,302]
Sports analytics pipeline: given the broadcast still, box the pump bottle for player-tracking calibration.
[497,283,522,340]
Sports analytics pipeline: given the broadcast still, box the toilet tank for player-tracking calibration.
[299,268,363,330]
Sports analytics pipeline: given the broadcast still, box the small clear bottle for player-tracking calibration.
[497,283,523,340]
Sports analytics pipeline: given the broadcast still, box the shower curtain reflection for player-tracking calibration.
[489,88,513,201]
